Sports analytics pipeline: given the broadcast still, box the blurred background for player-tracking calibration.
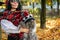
[0,0,60,40]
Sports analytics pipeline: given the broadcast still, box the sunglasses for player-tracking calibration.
[10,0,20,2]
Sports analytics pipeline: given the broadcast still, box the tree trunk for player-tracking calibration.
[51,0,53,17]
[40,0,46,28]
[51,0,53,10]
[57,0,59,16]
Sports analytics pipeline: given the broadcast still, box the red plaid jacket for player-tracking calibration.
[0,10,29,38]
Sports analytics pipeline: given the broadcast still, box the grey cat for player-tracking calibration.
[18,19,38,40]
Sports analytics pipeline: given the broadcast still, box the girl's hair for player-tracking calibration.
[6,0,22,11]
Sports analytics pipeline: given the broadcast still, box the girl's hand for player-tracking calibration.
[20,27,29,33]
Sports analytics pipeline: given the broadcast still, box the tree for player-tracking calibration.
[40,0,46,28]
[57,0,59,16]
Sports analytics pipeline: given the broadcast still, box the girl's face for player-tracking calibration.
[10,2,18,9]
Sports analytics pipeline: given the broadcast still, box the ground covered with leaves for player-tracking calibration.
[36,18,60,40]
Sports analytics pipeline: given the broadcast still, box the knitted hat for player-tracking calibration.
[22,14,35,23]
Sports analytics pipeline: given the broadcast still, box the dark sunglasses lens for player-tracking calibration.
[10,0,19,2]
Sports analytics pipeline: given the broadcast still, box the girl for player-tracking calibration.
[0,0,37,40]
